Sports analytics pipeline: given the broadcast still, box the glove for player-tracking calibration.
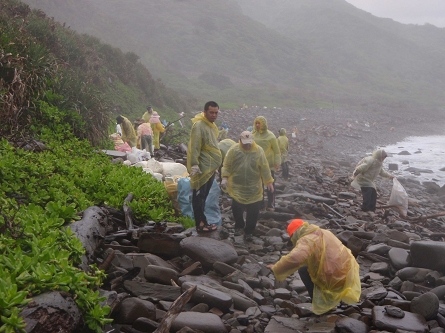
[220,178,228,190]
[189,165,202,177]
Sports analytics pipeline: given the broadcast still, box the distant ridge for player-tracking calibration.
[21,0,445,112]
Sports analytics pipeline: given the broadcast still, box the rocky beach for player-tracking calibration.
[20,107,445,333]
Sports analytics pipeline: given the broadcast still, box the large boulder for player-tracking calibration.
[411,241,445,271]
[180,236,238,268]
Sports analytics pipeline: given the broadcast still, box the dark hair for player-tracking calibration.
[204,101,219,111]
[116,115,124,124]
[147,106,152,110]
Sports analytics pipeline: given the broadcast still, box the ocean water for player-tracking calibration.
[379,135,445,187]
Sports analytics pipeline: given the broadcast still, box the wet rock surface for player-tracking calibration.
[68,107,445,332]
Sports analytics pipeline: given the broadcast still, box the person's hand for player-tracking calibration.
[391,175,396,179]
[274,164,280,171]
[267,183,274,193]
[267,264,274,270]
[220,178,228,190]
[189,165,202,177]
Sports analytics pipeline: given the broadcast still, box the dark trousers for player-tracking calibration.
[361,187,377,212]
[141,135,153,155]
[266,170,275,209]
[281,161,289,179]
[192,174,215,225]
[232,199,262,235]
[298,266,314,299]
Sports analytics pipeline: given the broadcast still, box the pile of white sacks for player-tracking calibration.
[122,147,188,181]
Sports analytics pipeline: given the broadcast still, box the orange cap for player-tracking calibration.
[287,219,304,237]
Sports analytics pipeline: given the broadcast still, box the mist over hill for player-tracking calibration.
[21,0,445,114]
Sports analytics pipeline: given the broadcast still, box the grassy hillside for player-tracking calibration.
[19,0,445,112]
[0,0,195,145]
[0,1,195,331]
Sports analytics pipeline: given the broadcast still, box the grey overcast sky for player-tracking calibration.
[345,0,445,28]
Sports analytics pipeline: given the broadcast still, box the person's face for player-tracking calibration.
[255,121,261,130]
[241,142,252,150]
[204,106,219,123]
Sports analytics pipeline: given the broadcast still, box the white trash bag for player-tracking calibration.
[388,178,408,217]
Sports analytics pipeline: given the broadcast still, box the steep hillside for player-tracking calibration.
[235,0,445,109]
[20,0,445,112]
[0,0,194,144]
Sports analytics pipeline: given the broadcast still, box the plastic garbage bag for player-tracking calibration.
[164,176,181,214]
[126,147,150,164]
[388,178,408,217]
[177,178,222,226]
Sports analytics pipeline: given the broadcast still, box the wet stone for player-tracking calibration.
[335,316,368,333]
[396,267,433,283]
[411,241,445,271]
[113,297,156,324]
[180,236,238,268]
[171,312,227,333]
[370,262,389,274]
[385,305,405,318]
[362,285,388,301]
[367,243,391,256]
[372,305,428,333]
[123,280,181,302]
[388,247,412,270]
[410,292,439,320]
[144,265,178,284]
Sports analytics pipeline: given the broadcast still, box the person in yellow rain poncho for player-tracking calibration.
[142,105,153,122]
[116,115,137,147]
[187,101,222,233]
[269,219,361,315]
[217,126,228,141]
[149,111,165,150]
[217,138,236,181]
[277,128,289,180]
[351,149,394,212]
[252,116,281,211]
[221,131,274,241]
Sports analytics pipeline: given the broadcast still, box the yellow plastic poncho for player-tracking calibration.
[218,139,236,162]
[252,116,281,169]
[120,116,137,147]
[271,222,361,315]
[222,142,273,205]
[277,128,289,162]
[150,122,165,149]
[217,127,228,141]
[187,112,222,190]
[351,149,392,189]
[142,109,153,123]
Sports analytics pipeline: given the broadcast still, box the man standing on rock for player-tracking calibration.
[351,149,394,212]
[187,101,222,233]
[268,219,361,314]
[221,131,274,241]
[252,116,281,211]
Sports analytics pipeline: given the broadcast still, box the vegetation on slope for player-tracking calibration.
[0,0,194,146]
[0,1,194,331]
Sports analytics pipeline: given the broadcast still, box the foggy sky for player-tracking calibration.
[345,0,445,28]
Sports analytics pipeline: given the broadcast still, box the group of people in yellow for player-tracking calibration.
[114,102,361,314]
[186,101,360,314]
[115,106,165,155]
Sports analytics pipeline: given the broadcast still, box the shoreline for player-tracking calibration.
[221,107,445,163]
